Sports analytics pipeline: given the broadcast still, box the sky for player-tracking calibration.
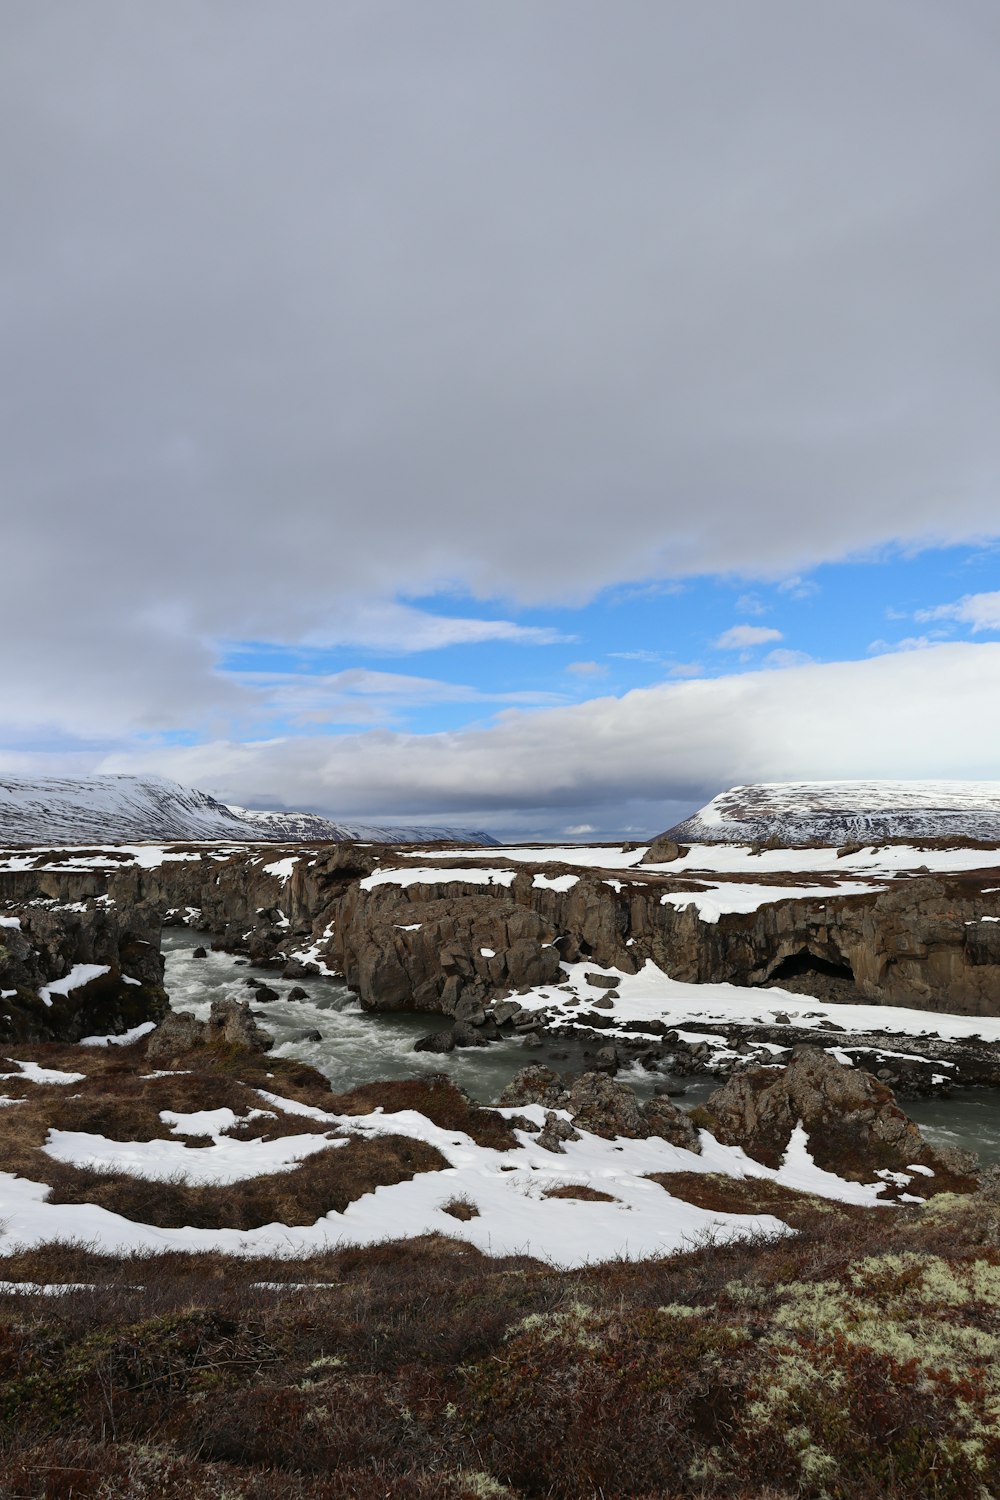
[2,0,1000,840]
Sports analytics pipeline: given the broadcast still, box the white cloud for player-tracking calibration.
[97,643,1000,836]
[735,593,768,616]
[763,648,813,668]
[917,591,1000,633]
[230,668,564,726]
[715,625,784,650]
[565,660,608,677]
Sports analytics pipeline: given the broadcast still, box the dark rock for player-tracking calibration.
[641,1096,700,1151]
[593,1043,619,1074]
[520,1032,543,1048]
[414,1030,455,1054]
[564,1073,645,1139]
[498,1066,563,1108]
[585,972,620,990]
[452,1020,490,1048]
[536,1111,581,1154]
[286,986,309,1001]
[282,958,317,980]
[492,999,522,1026]
[703,1045,955,1178]
[146,998,274,1063]
[192,946,208,959]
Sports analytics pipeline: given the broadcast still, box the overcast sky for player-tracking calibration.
[3,1,999,837]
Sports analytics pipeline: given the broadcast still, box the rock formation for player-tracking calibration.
[702,1045,978,1183]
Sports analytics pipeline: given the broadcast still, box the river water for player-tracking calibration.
[162,930,1000,1164]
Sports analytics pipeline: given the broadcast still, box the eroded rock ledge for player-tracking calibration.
[4,839,1000,1048]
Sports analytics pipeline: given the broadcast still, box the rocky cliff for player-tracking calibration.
[5,837,1000,1042]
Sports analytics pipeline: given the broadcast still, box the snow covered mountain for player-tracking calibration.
[0,775,498,847]
[664,781,1000,847]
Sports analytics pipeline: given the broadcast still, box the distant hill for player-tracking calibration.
[662,780,1000,847]
[0,774,498,847]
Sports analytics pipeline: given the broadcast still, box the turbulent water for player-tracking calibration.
[161,930,1000,1161]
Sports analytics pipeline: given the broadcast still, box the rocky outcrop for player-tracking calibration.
[7,839,1000,1025]
[145,997,274,1065]
[0,900,166,1042]
[331,887,562,1014]
[702,1046,978,1183]
[498,1066,699,1152]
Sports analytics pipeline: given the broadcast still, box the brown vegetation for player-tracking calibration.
[2,1191,1000,1498]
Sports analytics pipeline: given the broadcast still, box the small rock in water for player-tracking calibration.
[452,1019,489,1048]
[192,946,208,959]
[286,986,309,1002]
[521,1032,543,1049]
[414,1031,454,1054]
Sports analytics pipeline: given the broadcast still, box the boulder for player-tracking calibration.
[146,998,274,1063]
[192,946,208,959]
[704,1045,945,1177]
[498,1065,702,1152]
[414,1030,455,1054]
[452,1019,490,1048]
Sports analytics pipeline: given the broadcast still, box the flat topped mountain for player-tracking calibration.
[0,774,497,847]
[663,780,1000,848]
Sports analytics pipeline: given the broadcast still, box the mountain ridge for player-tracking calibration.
[664,779,1000,847]
[0,774,498,847]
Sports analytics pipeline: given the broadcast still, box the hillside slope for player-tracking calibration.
[0,775,497,847]
[664,780,1000,847]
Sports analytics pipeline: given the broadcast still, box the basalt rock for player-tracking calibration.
[703,1045,970,1182]
[331,891,562,1016]
[498,1066,700,1151]
[0,899,166,1043]
[146,997,273,1065]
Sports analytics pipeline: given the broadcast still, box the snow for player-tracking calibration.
[0,916,21,929]
[480,947,496,958]
[38,964,110,1008]
[403,845,649,869]
[669,780,1000,847]
[359,866,517,890]
[0,1079,903,1265]
[659,880,879,922]
[532,873,580,891]
[263,856,299,880]
[79,1021,158,1048]
[0,1059,86,1085]
[42,1125,345,1186]
[0,773,499,849]
[511,958,1000,1046]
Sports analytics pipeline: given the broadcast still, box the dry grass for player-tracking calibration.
[543,1184,618,1203]
[326,1075,519,1151]
[0,1040,453,1232]
[3,1192,999,1499]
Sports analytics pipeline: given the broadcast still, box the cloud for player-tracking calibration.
[96,643,1000,837]
[4,3,1000,813]
[715,625,784,650]
[735,593,769,616]
[917,591,1000,633]
[763,648,813,668]
[565,660,608,677]
[868,635,940,655]
[2,1,999,725]
[229,668,564,727]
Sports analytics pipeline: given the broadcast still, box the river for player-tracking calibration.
[162,929,1000,1164]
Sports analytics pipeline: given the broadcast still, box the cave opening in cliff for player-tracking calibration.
[767,950,855,984]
